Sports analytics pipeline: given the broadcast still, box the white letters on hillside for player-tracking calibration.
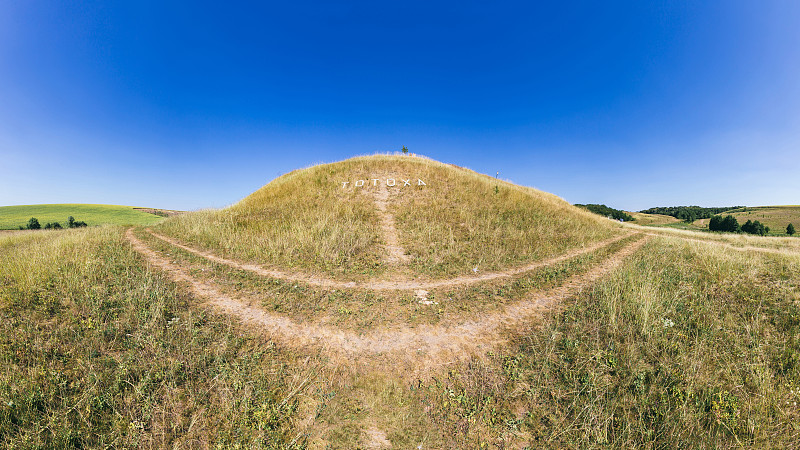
[339,178,427,188]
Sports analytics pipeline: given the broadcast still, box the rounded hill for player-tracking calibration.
[154,155,624,278]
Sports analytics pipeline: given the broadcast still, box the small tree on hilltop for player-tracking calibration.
[788,223,796,236]
[27,217,41,230]
[401,146,409,154]
[67,216,75,228]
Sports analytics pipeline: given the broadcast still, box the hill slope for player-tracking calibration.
[0,204,170,230]
[154,155,624,278]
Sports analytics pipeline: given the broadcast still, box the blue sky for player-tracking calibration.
[2,1,799,211]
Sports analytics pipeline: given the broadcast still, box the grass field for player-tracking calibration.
[2,156,799,447]
[692,206,800,236]
[0,204,169,230]
[2,224,799,447]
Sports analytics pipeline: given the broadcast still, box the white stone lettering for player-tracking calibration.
[339,177,427,188]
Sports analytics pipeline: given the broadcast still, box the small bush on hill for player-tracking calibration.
[26,217,41,230]
[43,222,63,230]
[787,223,796,235]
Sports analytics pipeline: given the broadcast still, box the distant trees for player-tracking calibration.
[788,223,796,236]
[708,215,740,232]
[708,215,772,235]
[24,216,86,231]
[67,216,87,228]
[575,204,635,222]
[741,219,769,236]
[640,206,742,221]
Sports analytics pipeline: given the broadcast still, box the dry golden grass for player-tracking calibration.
[155,155,623,279]
[627,211,683,226]
[694,206,800,235]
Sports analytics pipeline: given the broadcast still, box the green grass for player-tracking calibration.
[0,227,312,448]
[0,204,168,230]
[416,235,800,447]
[2,223,799,447]
[134,227,640,331]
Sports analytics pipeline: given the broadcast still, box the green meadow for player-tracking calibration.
[0,204,169,230]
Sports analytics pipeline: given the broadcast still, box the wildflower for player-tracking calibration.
[472,267,478,274]
[662,317,675,328]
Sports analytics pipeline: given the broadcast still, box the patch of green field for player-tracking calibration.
[0,204,168,230]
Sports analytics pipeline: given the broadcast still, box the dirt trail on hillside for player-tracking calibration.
[144,229,634,290]
[372,184,410,264]
[126,228,648,359]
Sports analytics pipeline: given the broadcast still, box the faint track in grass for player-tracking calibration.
[126,228,648,359]
[143,228,634,290]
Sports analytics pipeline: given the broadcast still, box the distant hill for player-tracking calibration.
[693,205,800,235]
[0,204,178,230]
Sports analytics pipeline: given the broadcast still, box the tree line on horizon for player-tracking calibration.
[639,205,743,223]
[22,216,88,230]
[575,204,635,222]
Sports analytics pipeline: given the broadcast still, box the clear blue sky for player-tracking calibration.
[2,1,799,211]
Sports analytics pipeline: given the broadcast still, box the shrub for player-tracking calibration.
[708,215,740,233]
[788,223,796,235]
[741,219,769,236]
[26,217,41,230]
[401,145,409,154]
[66,216,87,228]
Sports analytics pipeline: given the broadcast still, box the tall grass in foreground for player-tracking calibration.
[419,236,800,447]
[0,227,310,448]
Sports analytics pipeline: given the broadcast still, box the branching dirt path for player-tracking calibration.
[127,228,648,359]
[144,229,634,290]
[372,184,410,264]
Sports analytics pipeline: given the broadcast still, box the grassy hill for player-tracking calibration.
[1,155,799,448]
[0,204,172,230]
[627,211,684,226]
[154,155,624,278]
[693,206,800,235]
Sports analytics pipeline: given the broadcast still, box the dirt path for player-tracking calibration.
[144,229,635,290]
[372,184,410,264]
[126,228,648,359]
